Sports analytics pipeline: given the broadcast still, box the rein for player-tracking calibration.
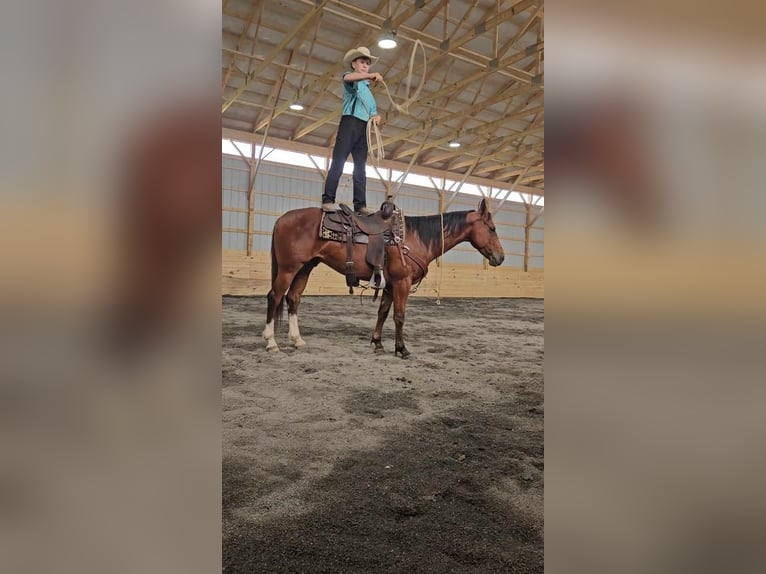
[436,211,444,305]
[402,211,448,297]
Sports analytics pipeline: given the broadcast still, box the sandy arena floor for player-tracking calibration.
[223,295,544,573]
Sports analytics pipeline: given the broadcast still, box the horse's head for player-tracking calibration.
[468,198,505,266]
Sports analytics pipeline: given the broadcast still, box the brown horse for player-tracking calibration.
[262,198,504,358]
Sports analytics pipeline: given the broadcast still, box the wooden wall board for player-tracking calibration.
[223,250,543,298]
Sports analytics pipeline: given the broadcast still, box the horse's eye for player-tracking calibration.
[489,225,496,233]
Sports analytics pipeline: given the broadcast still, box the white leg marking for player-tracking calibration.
[262,319,279,352]
[288,313,306,348]
[262,319,274,340]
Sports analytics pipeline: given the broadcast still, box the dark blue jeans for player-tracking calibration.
[322,115,368,211]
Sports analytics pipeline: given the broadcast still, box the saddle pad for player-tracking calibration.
[319,226,369,243]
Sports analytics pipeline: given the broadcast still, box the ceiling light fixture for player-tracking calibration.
[378,30,397,50]
[377,18,397,49]
[448,140,461,148]
[289,103,304,111]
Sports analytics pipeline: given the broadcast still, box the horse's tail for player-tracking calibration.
[270,235,278,287]
[267,227,285,330]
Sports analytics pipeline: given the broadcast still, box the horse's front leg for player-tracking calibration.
[392,280,412,359]
[286,263,316,348]
[371,288,393,352]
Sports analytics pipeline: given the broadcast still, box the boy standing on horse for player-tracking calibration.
[321,47,383,216]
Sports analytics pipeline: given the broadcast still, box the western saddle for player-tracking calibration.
[319,201,403,298]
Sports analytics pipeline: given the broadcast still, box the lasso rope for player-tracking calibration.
[366,119,385,167]
[366,39,427,167]
[379,38,427,115]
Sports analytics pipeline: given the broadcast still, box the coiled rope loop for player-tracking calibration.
[366,39,427,167]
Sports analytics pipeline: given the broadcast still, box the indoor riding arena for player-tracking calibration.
[222,1,544,571]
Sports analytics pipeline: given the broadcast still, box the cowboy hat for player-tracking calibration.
[343,46,379,68]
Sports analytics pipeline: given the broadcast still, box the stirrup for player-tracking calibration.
[370,267,386,290]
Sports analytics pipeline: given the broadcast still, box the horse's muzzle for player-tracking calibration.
[488,253,504,266]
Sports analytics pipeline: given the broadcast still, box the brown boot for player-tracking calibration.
[356,206,374,216]
[322,202,338,212]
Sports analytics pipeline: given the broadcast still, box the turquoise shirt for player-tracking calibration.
[341,73,377,122]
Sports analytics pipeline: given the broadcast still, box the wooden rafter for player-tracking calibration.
[310,0,538,83]
[271,0,539,139]
[290,0,390,139]
[253,0,437,133]
[222,0,544,194]
[394,112,542,161]
[222,1,262,93]
[222,0,330,113]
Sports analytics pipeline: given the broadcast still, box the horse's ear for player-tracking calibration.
[478,198,491,217]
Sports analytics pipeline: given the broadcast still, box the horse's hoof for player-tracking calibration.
[371,339,385,353]
[266,343,280,353]
[395,348,411,359]
[291,338,306,348]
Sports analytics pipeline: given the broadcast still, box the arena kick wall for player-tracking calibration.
[222,154,543,298]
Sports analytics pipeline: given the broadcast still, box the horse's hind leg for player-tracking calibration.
[263,288,281,352]
[371,288,393,352]
[263,268,299,352]
[285,261,317,348]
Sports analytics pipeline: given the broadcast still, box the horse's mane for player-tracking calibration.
[404,211,472,251]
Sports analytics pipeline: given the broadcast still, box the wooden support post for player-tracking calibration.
[523,200,531,272]
[230,140,257,256]
[246,161,255,256]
